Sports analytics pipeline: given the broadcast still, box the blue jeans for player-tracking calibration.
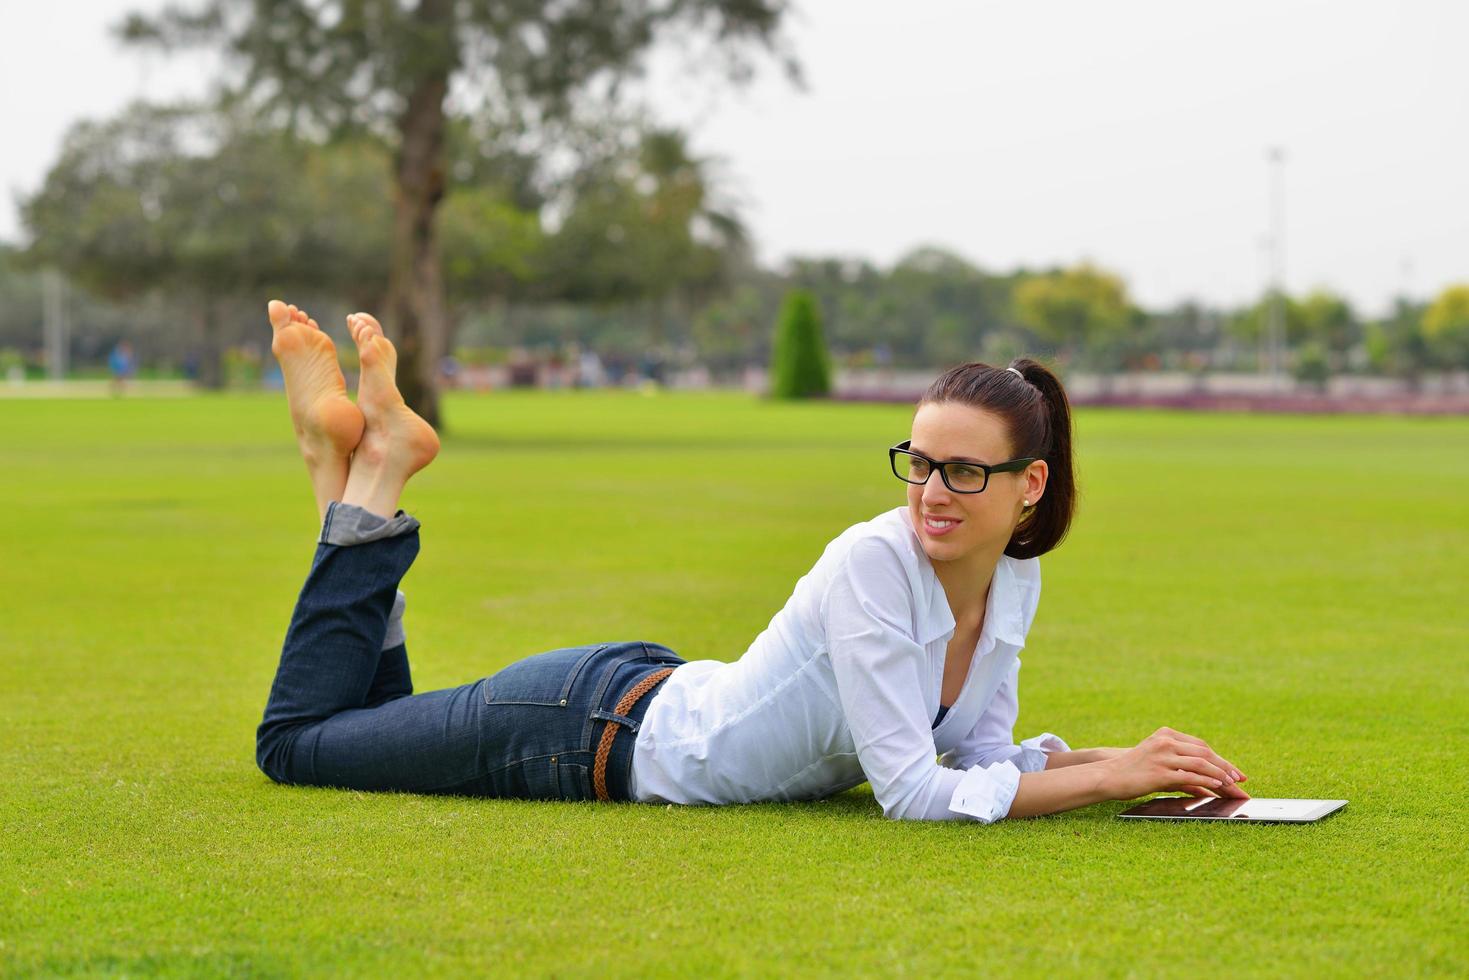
[256,502,687,802]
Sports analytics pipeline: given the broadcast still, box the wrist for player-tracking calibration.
[1088,757,1117,802]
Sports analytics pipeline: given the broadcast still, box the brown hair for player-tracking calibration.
[916,357,1077,559]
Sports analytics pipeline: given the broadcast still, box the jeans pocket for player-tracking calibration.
[484,644,606,707]
[556,760,594,801]
[513,754,593,801]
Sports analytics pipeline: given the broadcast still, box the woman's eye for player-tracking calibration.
[951,465,980,479]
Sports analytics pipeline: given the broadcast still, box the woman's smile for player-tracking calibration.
[922,515,963,536]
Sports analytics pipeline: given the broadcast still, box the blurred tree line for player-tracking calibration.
[7,152,1465,393]
[4,1,1465,405]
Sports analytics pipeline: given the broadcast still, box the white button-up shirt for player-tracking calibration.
[628,505,1070,821]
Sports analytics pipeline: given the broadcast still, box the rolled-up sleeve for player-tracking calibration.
[822,537,1023,823]
[938,658,1070,774]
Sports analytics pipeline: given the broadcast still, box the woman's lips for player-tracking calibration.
[923,516,961,536]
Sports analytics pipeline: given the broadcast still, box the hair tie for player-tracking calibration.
[1006,366,1024,379]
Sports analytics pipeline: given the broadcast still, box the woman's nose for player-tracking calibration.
[922,475,952,504]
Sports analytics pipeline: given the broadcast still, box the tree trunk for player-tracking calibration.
[194,298,224,390]
[386,14,451,430]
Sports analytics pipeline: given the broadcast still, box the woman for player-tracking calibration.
[256,299,1250,822]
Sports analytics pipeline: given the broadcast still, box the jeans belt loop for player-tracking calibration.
[593,667,675,802]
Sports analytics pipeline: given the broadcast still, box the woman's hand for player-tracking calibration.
[1098,726,1250,800]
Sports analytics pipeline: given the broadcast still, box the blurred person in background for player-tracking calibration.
[108,340,135,396]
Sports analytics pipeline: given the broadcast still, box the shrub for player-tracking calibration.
[769,289,831,399]
[1292,341,1330,390]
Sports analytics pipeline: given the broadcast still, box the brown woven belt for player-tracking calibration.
[592,666,675,802]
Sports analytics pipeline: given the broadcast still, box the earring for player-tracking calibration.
[1023,500,1031,507]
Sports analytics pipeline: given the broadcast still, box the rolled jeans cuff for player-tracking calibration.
[318,502,415,652]
[319,501,421,547]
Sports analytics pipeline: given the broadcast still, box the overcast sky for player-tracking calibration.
[3,0,1465,316]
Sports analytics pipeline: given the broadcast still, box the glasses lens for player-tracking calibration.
[943,463,987,493]
[894,451,930,484]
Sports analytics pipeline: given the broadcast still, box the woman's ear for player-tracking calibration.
[1025,460,1048,506]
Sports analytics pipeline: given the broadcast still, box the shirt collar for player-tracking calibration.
[889,507,1032,648]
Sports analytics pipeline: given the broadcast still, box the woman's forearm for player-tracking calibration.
[1043,747,1125,769]
[1005,760,1115,819]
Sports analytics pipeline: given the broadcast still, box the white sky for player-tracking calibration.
[3,0,1466,316]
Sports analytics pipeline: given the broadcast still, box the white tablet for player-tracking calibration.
[1117,796,1347,823]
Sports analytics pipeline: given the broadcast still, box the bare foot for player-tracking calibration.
[339,312,440,518]
[267,300,365,521]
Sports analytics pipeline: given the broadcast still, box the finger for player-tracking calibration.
[1183,785,1221,799]
[1168,753,1232,784]
[1175,743,1245,782]
[1171,733,1246,781]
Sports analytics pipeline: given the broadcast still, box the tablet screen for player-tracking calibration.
[1118,796,1347,822]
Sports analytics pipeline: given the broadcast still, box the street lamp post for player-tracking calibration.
[1266,146,1286,391]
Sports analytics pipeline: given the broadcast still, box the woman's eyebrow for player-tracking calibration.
[910,446,988,464]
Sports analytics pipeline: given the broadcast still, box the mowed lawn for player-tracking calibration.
[3,389,1466,976]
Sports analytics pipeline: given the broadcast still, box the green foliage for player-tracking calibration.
[1013,262,1132,358]
[22,106,397,302]
[114,0,795,422]
[1422,284,1469,368]
[438,187,546,304]
[1296,289,1357,357]
[538,128,746,313]
[116,1,793,145]
[1231,289,1356,347]
[769,289,831,398]
[1292,340,1330,389]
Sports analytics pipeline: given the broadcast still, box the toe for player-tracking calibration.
[267,300,292,331]
[355,313,384,339]
[359,334,380,368]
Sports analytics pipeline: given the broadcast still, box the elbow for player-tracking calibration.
[878,783,954,823]
[877,785,931,822]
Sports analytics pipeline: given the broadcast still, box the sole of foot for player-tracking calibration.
[267,300,364,460]
[346,311,440,478]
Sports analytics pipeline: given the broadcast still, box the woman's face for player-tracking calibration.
[904,402,1045,563]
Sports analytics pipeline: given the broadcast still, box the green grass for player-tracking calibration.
[3,390,1467,976]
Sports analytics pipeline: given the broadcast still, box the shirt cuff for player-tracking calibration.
[948,759,1022,823]
[1015,732,1071,773]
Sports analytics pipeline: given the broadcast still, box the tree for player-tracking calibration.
[769,289,830,399]
[1296,290,1358,372]
[1422,284,1469,369]
[1013,262,1132,367]
[537,126,748,344]
[22,104,397,386]
[118,0,795,428]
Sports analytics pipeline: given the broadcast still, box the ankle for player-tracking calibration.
[341,466,407,520]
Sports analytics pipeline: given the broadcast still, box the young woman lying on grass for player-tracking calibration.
[256,299,1250,821]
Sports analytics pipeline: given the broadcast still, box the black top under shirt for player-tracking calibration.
[932,703,951,727]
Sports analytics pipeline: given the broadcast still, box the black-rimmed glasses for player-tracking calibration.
[889,440,1038,494]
